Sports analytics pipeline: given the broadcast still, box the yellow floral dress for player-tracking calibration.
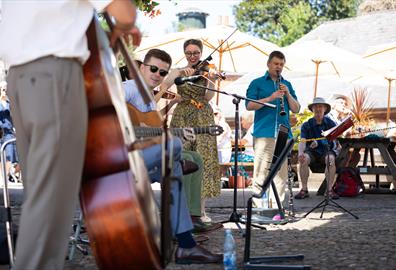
[170,78,221,198]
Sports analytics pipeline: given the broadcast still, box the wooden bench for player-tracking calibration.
[339,137,396,193]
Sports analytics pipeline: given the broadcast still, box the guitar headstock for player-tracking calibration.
[208,125,224,136]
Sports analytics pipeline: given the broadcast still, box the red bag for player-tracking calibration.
[333,167,365,197]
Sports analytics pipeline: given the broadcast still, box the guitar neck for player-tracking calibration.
[134,126,210,138]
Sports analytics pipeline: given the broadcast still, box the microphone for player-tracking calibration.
[174,75,201,86]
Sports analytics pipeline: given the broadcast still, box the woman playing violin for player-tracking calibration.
[165,39,221,223]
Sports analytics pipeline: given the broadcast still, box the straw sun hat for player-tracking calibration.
[330,94,352,109]
[308,97,331,115]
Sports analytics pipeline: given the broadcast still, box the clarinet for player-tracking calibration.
[277,71,286,116]
[287,155,295,218]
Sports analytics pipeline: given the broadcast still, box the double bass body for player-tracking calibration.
[79,17,162,270]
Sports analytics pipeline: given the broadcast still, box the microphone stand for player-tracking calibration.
[186,82,275,234]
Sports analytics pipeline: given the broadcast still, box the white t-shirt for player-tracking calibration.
[0,0,111,66]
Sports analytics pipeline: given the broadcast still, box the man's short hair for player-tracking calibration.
[144,49,172,67]
[267,50,286,64]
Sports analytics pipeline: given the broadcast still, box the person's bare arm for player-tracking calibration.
[105,0,142,47]
[246,90,282,110]
[279,83,300,113]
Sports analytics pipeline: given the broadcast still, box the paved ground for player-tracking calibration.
[1,173,396,270]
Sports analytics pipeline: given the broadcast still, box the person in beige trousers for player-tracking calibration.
[0,1,141,269]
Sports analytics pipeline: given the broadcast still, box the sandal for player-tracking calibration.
[294,189,309,199]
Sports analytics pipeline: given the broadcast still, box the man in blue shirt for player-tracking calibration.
[246,51,300,215]
[296,97,339,200]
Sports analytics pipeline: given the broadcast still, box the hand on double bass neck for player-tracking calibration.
[110,25,142,49]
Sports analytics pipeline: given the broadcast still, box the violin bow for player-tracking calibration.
[194,28,237,70]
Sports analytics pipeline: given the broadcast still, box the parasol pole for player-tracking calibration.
[385,77,395,128]
[312,60,326,98]
[216,45,224,105]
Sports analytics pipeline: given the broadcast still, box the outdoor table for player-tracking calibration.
[338,137,396,193]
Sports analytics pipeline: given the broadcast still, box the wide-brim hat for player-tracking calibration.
[330,94,352,109]
[308,97,331,115]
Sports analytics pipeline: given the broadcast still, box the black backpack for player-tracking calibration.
[333,167,365,197]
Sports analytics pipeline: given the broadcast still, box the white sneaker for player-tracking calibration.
[200,215,212,223]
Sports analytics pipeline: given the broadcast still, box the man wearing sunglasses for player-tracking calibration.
[123,48,222,264]
[124,49,181,116]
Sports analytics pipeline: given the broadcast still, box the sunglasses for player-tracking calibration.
[185,51,201,57]
[142,63,169,77]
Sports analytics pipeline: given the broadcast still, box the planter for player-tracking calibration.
[228,176,252,189]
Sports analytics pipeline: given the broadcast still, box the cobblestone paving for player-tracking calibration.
[2,178,396,270]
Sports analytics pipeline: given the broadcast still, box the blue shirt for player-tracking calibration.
[123,80,156,112]
[245,71,298,138]
[0,100,14,134]
[301,116,337,155]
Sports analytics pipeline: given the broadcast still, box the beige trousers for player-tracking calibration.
[7,56,88,270]
[252,137,287,208]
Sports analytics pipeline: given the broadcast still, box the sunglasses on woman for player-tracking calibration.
[142,63,169,77]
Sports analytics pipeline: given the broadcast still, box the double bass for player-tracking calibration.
[80,14,167,269]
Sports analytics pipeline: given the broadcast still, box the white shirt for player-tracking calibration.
[242,125,254,157]
[0,0,111,66]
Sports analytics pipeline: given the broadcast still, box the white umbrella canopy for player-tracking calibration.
[135,25,280,73]
[350,71,396,124]
[282,40,379,99]
[363,42,396,73]
[218,72,393,118]
[220,72,352,118]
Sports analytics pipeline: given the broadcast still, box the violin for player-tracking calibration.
[192,60,226,81]
[153,89,176,99]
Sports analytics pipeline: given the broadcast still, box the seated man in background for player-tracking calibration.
[123,48,221,264]
[239,110,255,161]
[328,94,352,124]
[328,94,360,168]
[212,104,232,164]
[296,97,340,200]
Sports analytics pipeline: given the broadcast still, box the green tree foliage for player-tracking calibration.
[311,0,361,20]
[234,0,362,46]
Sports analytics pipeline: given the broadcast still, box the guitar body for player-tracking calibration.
[80,17,162,270]
[127,103,163,127]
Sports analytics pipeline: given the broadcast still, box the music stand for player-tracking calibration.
[244,133,310,269]
[304,116,358,219]
[186,82,275,233]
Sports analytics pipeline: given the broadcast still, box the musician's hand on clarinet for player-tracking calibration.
[279,83,290,96]
[270,90,284,101]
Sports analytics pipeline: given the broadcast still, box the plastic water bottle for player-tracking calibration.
[223,229,236,270]
[261,190,269,209]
